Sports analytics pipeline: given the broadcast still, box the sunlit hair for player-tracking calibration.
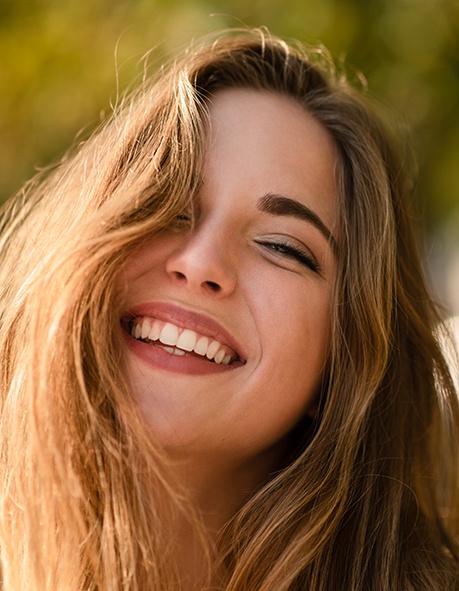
[1,27,458,590]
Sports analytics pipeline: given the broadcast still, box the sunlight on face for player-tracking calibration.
[119,88,339,469]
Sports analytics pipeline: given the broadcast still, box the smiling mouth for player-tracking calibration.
[125,316,242,366]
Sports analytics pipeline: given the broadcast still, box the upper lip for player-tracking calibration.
[122,301,247,362]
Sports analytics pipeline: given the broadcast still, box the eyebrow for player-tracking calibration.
[257,193,338,256]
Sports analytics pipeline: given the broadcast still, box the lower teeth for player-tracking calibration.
[159,345,186,356]
[141,338,217,362]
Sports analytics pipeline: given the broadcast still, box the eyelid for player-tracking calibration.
[169,209,194,230]
[254,235,321,274]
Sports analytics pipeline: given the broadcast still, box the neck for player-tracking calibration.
[172,444,285,527]
[165,446,286,589]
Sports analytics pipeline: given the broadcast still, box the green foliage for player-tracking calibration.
[1,0,458,224]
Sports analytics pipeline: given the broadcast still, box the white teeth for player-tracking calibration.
[131,318,236,364]
[194,335,209,355]
[213,349,226,364]
[160,323,179,346]
[176,329,197,352]
[161,345,175,354]
[206,340,221,360]
[148,319,161,341]
[141,319,151,340]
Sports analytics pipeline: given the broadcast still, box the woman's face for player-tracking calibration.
[119,88,339,466]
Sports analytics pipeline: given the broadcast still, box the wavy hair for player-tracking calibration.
[1,28,458,590]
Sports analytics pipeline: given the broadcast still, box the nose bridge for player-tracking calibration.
[165,220,237,296]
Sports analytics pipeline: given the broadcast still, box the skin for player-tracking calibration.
[119,88,339,514]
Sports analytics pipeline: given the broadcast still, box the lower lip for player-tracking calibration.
[123,330,243,375]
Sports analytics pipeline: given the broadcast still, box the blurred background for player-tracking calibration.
[1,0,458,314]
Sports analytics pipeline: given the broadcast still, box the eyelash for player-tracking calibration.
[256,239,321,273]
[170,211,193,229]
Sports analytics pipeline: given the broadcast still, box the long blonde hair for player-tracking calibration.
[1,28,458,590]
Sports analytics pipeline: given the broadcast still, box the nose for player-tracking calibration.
[165,228,237,297]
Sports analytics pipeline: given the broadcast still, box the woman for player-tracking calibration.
[0,28,458,590]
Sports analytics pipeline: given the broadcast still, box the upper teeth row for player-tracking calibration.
[131,317,234,365]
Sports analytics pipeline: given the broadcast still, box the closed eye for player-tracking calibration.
[169,210,194,231]
[255,239,321,274]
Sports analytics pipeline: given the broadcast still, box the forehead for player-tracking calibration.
[204,88,340,235]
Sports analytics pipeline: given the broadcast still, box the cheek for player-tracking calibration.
[243,282,333,439]
[120,236,172,284]
[275,285,331,379]
[262,279,333,368]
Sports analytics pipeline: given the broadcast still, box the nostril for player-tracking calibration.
[171,270,221,292]
[205,281,221,292]
[172,271,187,281]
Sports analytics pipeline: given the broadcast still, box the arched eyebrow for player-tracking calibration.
[257,193,338,256]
